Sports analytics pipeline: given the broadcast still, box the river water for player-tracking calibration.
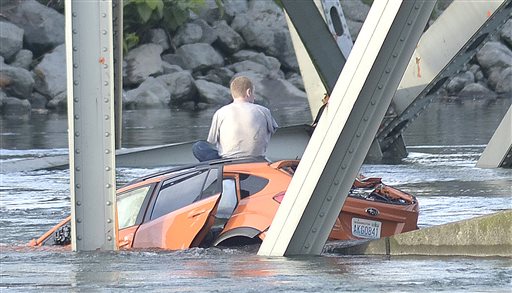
[1,98,511,292]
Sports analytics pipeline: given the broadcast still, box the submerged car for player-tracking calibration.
[29,159,419,249]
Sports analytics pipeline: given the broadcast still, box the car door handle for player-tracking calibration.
[189,210,206,218]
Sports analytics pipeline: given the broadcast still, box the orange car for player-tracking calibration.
[29,159,419,249]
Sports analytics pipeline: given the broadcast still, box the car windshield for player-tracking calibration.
[117,185,151,229]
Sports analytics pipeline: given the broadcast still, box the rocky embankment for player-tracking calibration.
[0,0,511,116]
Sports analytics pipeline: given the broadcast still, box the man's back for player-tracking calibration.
[208,101,277,158]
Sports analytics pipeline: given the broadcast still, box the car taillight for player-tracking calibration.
[273,191,286,203]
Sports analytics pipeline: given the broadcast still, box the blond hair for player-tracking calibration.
[230,76,253,99]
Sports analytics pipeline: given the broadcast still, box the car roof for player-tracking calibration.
[121,157,270,188]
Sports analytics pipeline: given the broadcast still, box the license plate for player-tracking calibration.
[352,217,382,239]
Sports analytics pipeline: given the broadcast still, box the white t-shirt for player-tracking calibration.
[207,100,278,158]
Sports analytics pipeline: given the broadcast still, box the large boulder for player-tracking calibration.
[231,2,298,71]
[213,20,245,54]
[124,77,171,109]
[495,67,512,95]
[124,44,164,86]
[2,96,31,114]
[33,44,66,99]
[231,50,282,77]
[144,28,170,51]
[500,19,512,48]
[195,79,231,105]
[0,62,34,99]
[46,91,67,111]
[0,21,24,60]
[156,71,197,105]
[458,83,497,99]
[446,71,475,95]
[172,22,203,47]
[476,42,512,72]
[6,0,64,56]
[176,43,224,72]
[197,67,235,87]
[10,49,33,70]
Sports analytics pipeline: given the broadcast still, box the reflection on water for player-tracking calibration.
[1,99,511,291]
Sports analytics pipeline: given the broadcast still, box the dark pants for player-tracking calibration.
[192,140,221,162]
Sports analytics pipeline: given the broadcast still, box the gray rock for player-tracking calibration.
[124,77,171,109]
[192,19,218,44]
[161,54,187,69]
[161,62,184,74]
[223,0,249,20]
[495,67,512,94]
[10,49,33,70]
[500,19,512,48]
[176,43,224,72]
[124,44,164,85]
[199,67,235,86]
[33,44,66,99]
[286,73,305,91]
[173,23,203,47]
[213,20,245,54]
[339,0,370,23]
[29,92,48,109]
[46,91,67,111]
[487,67,504,90]
[476,41,512,72]
[0,62,35,99]
[231,12,298,70]
[458,83,497,99]
[195,79,231,104]
[247,0,282,15]
[0,21,24,60]
[228,60,270,76]
[0,90,6,110]
[6,0,64,55]
[345,19,364,41]
[198,0,249,25]
[145,28,170,51]
[156,71,197,105]
[446,71,475,94]
[231,50,281,75]
[2,96,31,114]
[255,78,307,104]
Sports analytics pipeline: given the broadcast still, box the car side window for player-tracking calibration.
[239,173,269,199]
[151,169,220,220]
[117,185,151,229]
[216,179,237,219]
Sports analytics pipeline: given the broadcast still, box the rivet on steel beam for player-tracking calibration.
[304,244,310,249]
[102,13,107,17]
[106,200,112,206]
[319,213,324,217]
[356,132,361,137]
[75,149,80,154]
[72,29,77,34]
[102,30,107,35]
[73,80,79,85]
[107,236,112,241]
[73,63,78,68]
[364,117,369,121]
[105,166,111,171]
[106,184,112,189]
[105,132,110,137]
[400,37,404,42]
[73,47,78,52]
[75,167,80,172]
[327,196,332,201]
[378,84,383,89]
[349,149,353,154]
[341,165,346,170]
[103,64,108,69]
[77,218,82,223]
[72,12,77,17]
[74,131,80,137]
[102,47,108,52]
[104,98,109,103]
[393,53,398,58]
[74,115,79,120]
[107,218,112,223]
[407,21,412,25]
[76,200,81,205]
[77,236,82,241]
[104,115,110,120]
[104,81,109,86]
[385,68,391,73]
[105,149,110,154]
[334,179,339,185]
[312,228,317,233]
[371,100,376,105]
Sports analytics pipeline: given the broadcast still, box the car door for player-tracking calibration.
[132,166,223,250]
